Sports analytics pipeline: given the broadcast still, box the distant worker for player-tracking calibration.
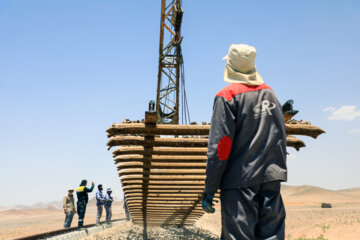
[95,184,105,225]
[76,179,95,229]
[123,195,130,221]
[202,44,287,240]
[63,187,76,228]
[104,188,113,223]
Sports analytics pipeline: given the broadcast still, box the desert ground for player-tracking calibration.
[197,185,360,240]
[1,185,360,240]
[0,198,126,240]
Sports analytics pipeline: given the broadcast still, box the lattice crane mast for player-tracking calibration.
[156,0,189,124]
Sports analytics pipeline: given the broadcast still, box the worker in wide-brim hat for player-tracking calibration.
[63,187,76,228]
[202,44,287,240]
[222,44,264,86]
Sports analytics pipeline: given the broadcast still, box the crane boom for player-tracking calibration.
[156,0,184,124]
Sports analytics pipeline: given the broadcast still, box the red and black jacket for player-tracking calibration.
[204,83,287,194]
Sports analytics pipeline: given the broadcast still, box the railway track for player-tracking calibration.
[106,108,325,227]
[15,219,126,240]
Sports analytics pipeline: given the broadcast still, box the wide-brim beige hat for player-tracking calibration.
[223,44,264,86]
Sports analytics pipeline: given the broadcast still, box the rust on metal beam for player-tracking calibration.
[113,146,208,156]
[141,111,157,231]
[284,111,298,122]
[120,174,206,181]
[121,180,205,186]
[109,135,316,151]
[123,185,205,190]
[107,120,324,139]
[286,123,325,139]
[107,136,208,149]
[107,123,210,137]
[286,135,306,151]
[119,168,206,176]
[115,155,207,164]
[117,162,206,170]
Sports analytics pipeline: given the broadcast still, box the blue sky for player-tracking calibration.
[0,1,359,206]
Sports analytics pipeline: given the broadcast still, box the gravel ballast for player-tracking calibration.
[83,222,219,240]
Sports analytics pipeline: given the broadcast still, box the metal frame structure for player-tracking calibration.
[106,109,325,227]
[156,0,184,124]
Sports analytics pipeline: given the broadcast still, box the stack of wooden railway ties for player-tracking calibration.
[106,101,325,227]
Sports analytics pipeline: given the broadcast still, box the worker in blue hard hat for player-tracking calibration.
[202,44,287,240]
[76,179,95,229]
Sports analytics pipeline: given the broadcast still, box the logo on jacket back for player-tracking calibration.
[253,100,276,118]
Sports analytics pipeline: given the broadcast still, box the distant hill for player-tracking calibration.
[31,201,63,209]
[0,197,123,212]
[337,187,360,197]
[281,185,360,205]
[0,206,62,217]
[0,201,63,211]
[1,185,359,211]
[88,196,123,207]
[0,194,123,212]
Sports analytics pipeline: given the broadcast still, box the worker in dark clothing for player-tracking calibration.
[202,44,287,240]
[76,179,95,229]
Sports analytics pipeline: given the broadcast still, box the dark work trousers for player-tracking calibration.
[124,202,130,220]
[77,201,87,228]
[96,205,103,224]
[220,181,286,240]
[105,205,112,222]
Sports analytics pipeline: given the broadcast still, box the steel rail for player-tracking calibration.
[14,219,126,240]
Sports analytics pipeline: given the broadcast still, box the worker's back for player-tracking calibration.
[203,43,288,240]
[206,83,287,192]
[76,186,89,203]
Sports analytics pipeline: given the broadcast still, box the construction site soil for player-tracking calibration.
[1,185,360,240]
[83,222,218,240]
[0,200,125,240]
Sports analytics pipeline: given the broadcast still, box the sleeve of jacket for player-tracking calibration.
[105,194,112,203]
[63,196,67,210]
[204,96,236,194]
[100,193,105,203]
[85,185,94,193]
[96,192,104,202]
